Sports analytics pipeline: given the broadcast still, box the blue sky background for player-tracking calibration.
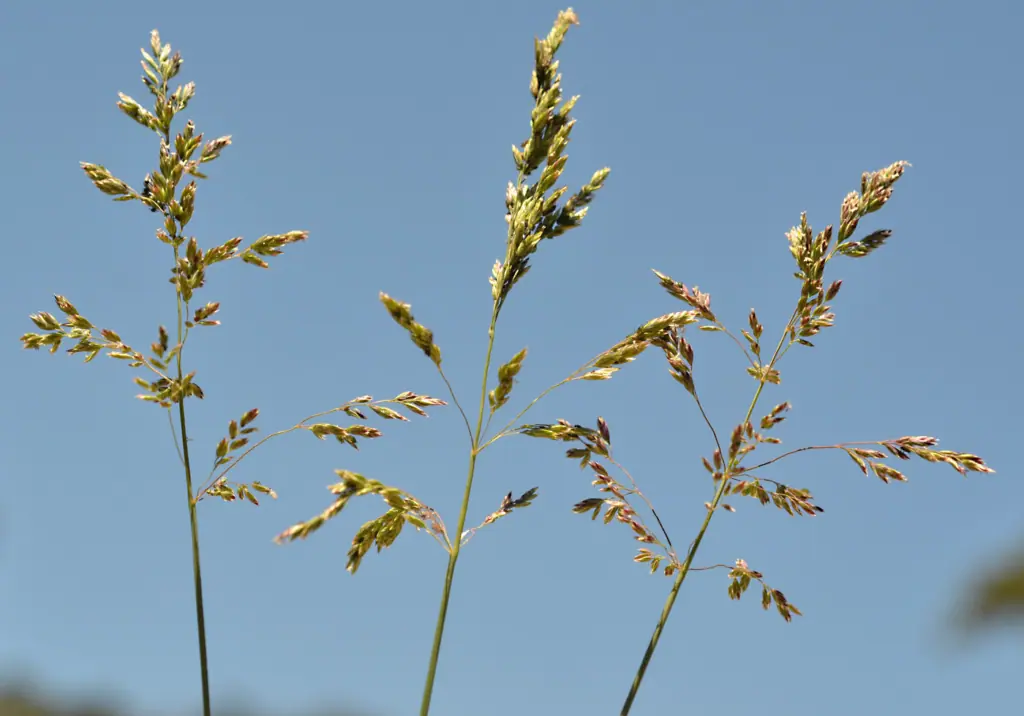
[1,1,1020,714]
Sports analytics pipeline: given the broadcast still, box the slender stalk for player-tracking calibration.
[619,319,795,715]
[419,305,501,716]
[173,239,212,716]
[179,398,211,716]
[479,348,606,452]
[198,397,419,497]
[607,456,674,555]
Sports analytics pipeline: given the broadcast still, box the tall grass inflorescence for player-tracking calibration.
[272,8,640,714]
[19,30,444,716]
[20,10,994,716]
[519,163,995,714]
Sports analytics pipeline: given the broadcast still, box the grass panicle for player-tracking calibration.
[20,30,435,716]
[274,9,630,715]
[518,162,992,714]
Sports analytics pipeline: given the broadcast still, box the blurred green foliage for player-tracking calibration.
[956,539,1024,636]
[0,685,374,716]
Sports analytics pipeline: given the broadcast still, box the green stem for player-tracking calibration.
[618,473,726,715]
[419,304,500,716]
[619,320,794,715]
[172,236,212,716]
[180,398,211,716]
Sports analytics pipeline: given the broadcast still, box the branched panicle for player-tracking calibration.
[728,559,802,622]
[698,405,787,485]
[380,14,614,712]
[491,9,610,310]
[582,461,668,569]
[205,393,445,508]
[19,299,203,408]
[651,326,696,396]
[533,161,992,715]
[543,417,677,576]
[22,296,96,357]
[27,29,307,409]
[724,479,823,517]
[844,435,994,483]
[239,231,309,269]
[274,469,444,573]
[636,272,736,393]
[575,311,700,387]
[517,418,607,456]
[743,309,764,360]
[651,270,716,322]
[787,161,909,348]
[310,422,383,446]
[516,8,580,178]
[20,29,318,716]
[239,392,448,571]
[99,31,309,277]
[887,435,994,476]
[210,409,261,466]
[785,214,836,349]
[204,478,275,506]
[107,52,231,216]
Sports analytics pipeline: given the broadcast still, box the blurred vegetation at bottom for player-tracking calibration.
[0,684,375,716]
[956,540,1024,635]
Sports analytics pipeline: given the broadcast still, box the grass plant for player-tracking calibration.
[19,30,443,716]
[20,9,993,716]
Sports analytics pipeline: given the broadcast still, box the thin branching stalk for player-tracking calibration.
[171,211,212,716]
[420,306,500,715]
[278,11,607,713]
[22,30,315,716]
[397,10,606,712]
[619,324,789,715]
[179,392,211,715]
[606,161,994,711]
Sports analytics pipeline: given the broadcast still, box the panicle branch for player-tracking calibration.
[201,393,446,506]
[491,9,609,310]
[275,469,449,572]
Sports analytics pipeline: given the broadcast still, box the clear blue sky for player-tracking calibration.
[2,1,1020,714]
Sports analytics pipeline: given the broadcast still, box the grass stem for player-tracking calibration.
[180,399,212,716]
[419,306,501,716]
[619,320,793,715]
[173,241,212,716]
